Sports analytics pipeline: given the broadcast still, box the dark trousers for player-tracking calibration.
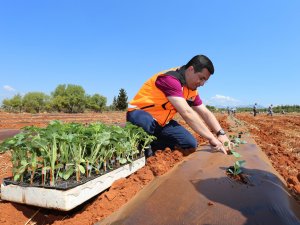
[253,109,257,116]
[126,110,197,156]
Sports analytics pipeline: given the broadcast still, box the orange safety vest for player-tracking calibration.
[128,67,198,126]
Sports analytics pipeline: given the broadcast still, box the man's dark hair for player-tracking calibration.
[185,55,214,74]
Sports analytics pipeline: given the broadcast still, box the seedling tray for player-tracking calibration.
[1,157,145,211]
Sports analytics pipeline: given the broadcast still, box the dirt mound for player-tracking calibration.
[147,148,183,176]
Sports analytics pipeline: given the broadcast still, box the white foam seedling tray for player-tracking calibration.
[1,157,145,211]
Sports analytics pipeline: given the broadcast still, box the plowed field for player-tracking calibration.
[0,111,299,225]
[235,113,300,201]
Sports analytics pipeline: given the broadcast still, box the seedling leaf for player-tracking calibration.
[79,165,85,174]
[231,151,241,158]
[63,167,74,180]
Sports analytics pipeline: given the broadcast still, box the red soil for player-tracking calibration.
[0,111,186,225]
[0,111,299,224]
[235,113,300,201]
[0,112,126,129]
[0,152,12,184]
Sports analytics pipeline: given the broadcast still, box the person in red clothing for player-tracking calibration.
[127,55,232,157]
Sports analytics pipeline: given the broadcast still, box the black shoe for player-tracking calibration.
[144,146,153,158]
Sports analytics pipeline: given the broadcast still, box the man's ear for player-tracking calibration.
[187,66,194,73]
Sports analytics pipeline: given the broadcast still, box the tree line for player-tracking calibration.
[218,105,300,113]
[1,84,129,113]
[268,105,300,113]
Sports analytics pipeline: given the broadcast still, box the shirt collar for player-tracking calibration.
[176,66,187,86]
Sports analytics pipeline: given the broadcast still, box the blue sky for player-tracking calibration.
[0,0,299,107]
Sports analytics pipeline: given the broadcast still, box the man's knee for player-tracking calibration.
[174,136,197,156]
[126,110,156,134]
[179,136,197,149]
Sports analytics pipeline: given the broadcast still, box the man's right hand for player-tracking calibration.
[209,137,227,155]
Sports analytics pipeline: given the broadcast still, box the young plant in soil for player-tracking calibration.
[225,141,241,157]
[227,160,246,176]
[224,141,248,184]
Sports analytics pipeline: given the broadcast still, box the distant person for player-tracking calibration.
[227,107,231,115]
[231,107,237,115]
[253,103,258,116]
[127,55,232,157]
[267,104,273,116]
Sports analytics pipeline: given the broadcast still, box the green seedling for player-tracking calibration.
[224,141,241,157]
[233,138,241,144]
[230,150,241,158]
[228,135,236,139]
[227,160,246,176]
[0,121,155,187]
[225,139,246,178]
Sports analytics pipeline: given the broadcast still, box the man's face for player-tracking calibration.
[185,66,211,90]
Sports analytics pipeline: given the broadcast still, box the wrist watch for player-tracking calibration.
[216,129,226,136]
